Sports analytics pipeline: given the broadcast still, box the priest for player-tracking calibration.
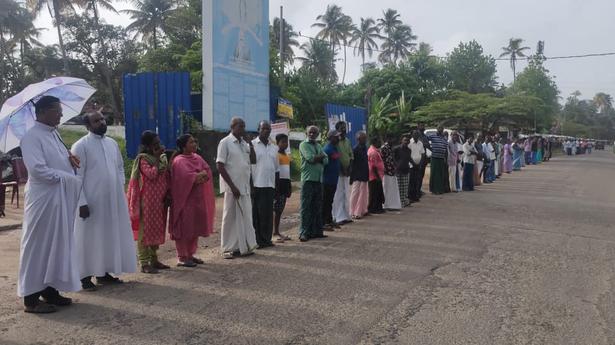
[72,111,137,291]
[18,96,83,313]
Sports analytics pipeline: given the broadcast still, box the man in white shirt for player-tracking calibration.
[18,96,82,313]
[71,111,137,291]
[217,117,258,259]
[408,130,425,202]
[251,120,279,248]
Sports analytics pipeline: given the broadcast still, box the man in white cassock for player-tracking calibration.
[216,117,258,259]
[18,96,82,313]
[71,111,137,291]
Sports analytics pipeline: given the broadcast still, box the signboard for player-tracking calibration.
[270,121,289,142]
[325,103,368,147]
[277,98,293,119]
[202,0,270,131]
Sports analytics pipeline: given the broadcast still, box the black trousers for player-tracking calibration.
[322,183,337,225]
[252,187,275,246]
[368,179,384,213]
[24,286,59,307]
[408,166,422,201]
[418,161,428,193]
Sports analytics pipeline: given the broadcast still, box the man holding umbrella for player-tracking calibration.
[18,96,83,313]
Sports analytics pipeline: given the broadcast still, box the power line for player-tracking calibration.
[296,32,615,62]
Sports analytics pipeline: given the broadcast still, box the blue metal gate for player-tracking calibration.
[325,103,368,147]
[123,72,191,158]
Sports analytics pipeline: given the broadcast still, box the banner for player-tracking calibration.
[202,0,270,131]
[277,98,294,119]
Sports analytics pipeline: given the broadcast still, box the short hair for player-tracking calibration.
[230,117,244,128]
[34,96,60,116]
[257,120,270,131]
[306,125,319,133]
[275,133,288,143]
[335,121,346,130]
[82,111,102,128]
[355,130,366,139]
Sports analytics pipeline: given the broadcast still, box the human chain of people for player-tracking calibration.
[14,95,594,314]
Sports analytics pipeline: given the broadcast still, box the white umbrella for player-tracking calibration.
[0,77,97,152]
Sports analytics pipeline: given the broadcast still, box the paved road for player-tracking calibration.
[0,150,614,345]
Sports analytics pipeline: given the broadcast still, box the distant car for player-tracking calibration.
[595,141,605,150]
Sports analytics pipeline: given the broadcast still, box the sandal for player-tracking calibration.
[191,257,204,265]
[223,251,235,260]
[152,261,170,270]
[96,274,123,285]
[141,265,159,274]
[24,302,57,314]
[177,260,197,267]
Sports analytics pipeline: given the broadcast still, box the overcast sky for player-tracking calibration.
[33,0,615,102]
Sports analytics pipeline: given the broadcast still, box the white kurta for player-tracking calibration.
[18,122,82,297]
[71,133,137,278]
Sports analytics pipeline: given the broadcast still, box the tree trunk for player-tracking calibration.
[342,44,347,84]
[92,2,122,123]
[52,0,70,75]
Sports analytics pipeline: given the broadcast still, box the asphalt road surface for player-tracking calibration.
[0,150,614,345]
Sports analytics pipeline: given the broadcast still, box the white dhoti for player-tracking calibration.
[332,176,351,223]
[221,193,257,254]
[448,165,461,192]
[382,175,401,210]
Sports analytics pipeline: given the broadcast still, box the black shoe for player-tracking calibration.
[24,302,57,314]
[42,292,72,307]
[299,235,309,242]
[96,273,123,285]
[81,277,97,291]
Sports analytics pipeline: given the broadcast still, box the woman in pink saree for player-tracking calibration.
[170,135,215,267]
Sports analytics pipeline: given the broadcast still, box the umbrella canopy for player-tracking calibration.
[0,77,96,152]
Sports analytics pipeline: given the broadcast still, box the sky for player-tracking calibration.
[33,0,615,102]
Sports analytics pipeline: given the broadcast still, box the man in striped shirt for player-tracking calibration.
[427,125,449,195]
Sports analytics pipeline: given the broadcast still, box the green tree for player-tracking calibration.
[510,60,559,131]
[122,0,176,49]
[312,4,353,83]
[63,14,140,121]
[270,17,299,66]
[75,0,122,120]
[27,0,75,73]
[297,38,337,83]
[378,24,417,64]
[285,68,336,128]
[349,17,380,69]
[499,38,530,82]
[377,8,402,36]
[446,40,497,94]
[593,92,613,114]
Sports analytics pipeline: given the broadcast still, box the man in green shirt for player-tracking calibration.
[299,126,328,242]
[333,121,354,225]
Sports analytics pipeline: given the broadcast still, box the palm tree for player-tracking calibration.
[27,0,75,73]
[378,25,417,64]
[499,38,530,82]
[270,17,299,66]
[377,8,402,36]
[312,4,353,83]
[122,0,176,49]
[593,92,613,114]
[76,0,122,120]
[349,17,380,70]
[8,8,43,69]
[297,39,337,83]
